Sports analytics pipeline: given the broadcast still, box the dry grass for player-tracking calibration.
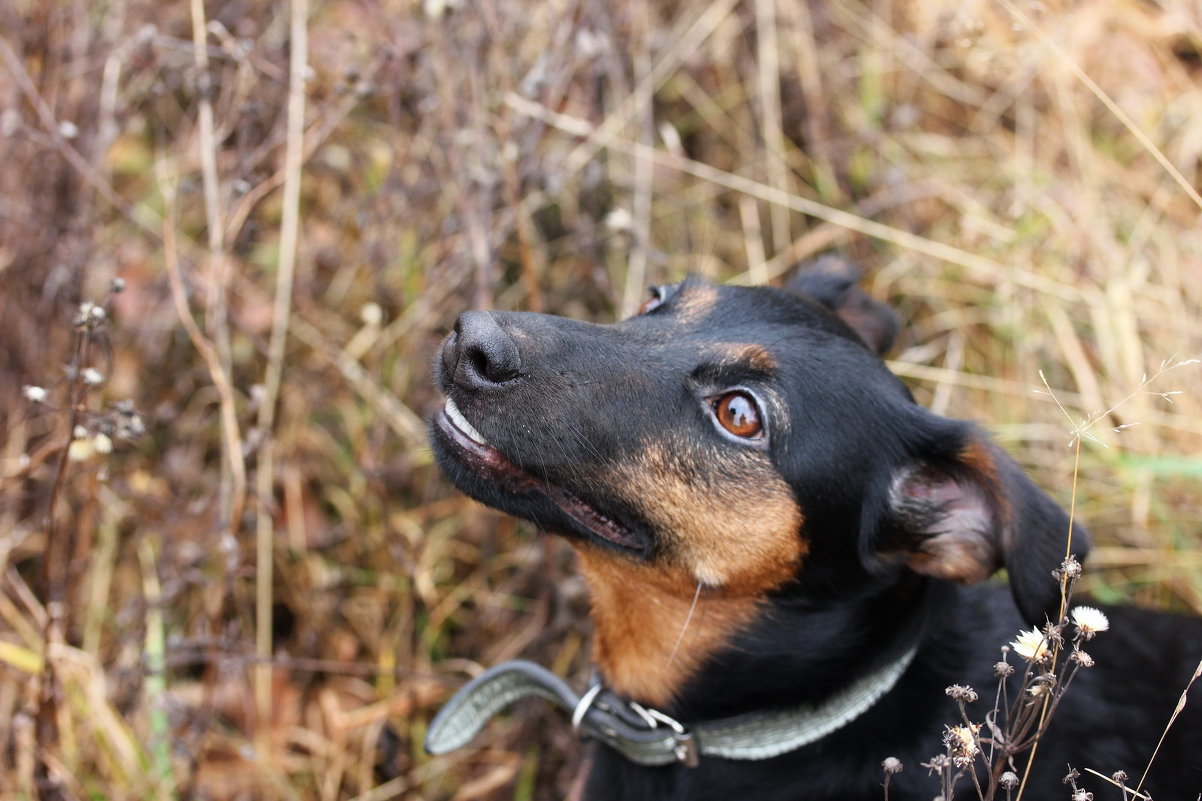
[1,0,1201,799]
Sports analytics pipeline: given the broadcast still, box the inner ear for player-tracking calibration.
[873,429,1089,625]
[886,463,1002,585]
[787,255,899,355]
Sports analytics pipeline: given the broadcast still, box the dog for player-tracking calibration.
[426,264,1202,800]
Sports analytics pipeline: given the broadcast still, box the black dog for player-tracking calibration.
[426,266,1202,800]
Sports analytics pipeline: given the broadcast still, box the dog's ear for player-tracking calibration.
[874,426,1089,625]
[787,255,899,355]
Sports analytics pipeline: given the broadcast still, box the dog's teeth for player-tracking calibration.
[445,398,488,445]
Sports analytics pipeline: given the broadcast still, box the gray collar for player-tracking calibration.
[425,647,918,767]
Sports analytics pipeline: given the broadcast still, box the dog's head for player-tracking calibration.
[431,263,1087,704]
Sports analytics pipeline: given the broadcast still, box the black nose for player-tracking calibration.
[444,311,524,389]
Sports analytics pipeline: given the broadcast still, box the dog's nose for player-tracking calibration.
[445,311,524,389]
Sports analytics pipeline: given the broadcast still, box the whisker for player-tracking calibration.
[667,580,704,671]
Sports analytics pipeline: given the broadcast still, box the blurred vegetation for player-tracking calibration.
[1,0,1200,798]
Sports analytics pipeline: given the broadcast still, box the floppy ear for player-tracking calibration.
[875,426,1090,625]
[787,255,899,356]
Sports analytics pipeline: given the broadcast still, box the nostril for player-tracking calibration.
[451,311,524,388]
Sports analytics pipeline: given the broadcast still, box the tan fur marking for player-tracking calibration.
[575,547,764,706]
[572,444,804,703]
[712,343,778,372]
[614,444,804,593]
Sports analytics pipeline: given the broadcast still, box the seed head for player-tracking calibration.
[881,756,903,774]
[994,660,1015,678]
[82,367,104,386]
[22,385,48,403]
[999,771,1020,789]
[943,724,980,767]
[1070,606,1110,639]
[1070,649,1094,668]
[1111,771,1129,784]
[1054,555,1083,581]
[945,684,979,703]
[1011,628,1050,662]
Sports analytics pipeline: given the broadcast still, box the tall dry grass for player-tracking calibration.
[0,0,1200,799]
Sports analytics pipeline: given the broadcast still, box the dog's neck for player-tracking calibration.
[575,546,944,722]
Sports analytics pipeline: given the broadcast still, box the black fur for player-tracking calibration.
[430,267,1202,800]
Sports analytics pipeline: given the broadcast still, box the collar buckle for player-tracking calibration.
[628,702,700,767]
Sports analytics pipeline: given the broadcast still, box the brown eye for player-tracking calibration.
[713,392,763,438]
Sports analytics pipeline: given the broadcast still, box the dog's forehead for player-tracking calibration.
[621,278,865,366]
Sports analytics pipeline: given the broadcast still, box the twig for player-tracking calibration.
[189,0,237,532]
[34,323,91,801]
[159,181,247,540]
[1134,657,1202,797]
[253,0,308,761]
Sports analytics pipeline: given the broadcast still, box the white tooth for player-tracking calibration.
[445,398,488,445]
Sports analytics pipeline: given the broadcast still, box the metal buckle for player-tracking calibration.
[571,682,604,734]
[628,702,700,767]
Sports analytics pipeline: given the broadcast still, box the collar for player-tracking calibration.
[425,646,918,767]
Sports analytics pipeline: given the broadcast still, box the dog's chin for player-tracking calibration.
[431,400,649,555]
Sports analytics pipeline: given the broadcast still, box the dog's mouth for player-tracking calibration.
[435,398,647,553]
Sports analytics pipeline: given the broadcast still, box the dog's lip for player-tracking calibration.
[435,398,646,552]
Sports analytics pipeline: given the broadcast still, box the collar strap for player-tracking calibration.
[425,646,918,767]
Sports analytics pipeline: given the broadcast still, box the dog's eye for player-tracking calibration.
[712,392,763,439]
[638,286,667,315]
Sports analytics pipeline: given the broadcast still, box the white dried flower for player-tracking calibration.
[1071,606,1109,639]
[360,302,383,327]
[93,433,113,455]
[57,120,79,139]
[90,305,106,321]
[68,438,94,462]
[73,425,89,439]
[22,385,48,403]
[881,756,903,774]
[82,367,104,386]
[604,207,633,232]
[1011,628,1050,662]
[944,724,980,767]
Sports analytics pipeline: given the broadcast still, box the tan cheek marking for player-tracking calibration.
[570,446,804,704]
[574,546,764,707]
[615,445,805,593]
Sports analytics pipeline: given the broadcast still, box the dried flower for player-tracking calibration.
[999,771,1020,789]
[68,438,94,462]
[93,433,113,455]
[1054,555,1083,581]
[1111,770,1129,784]
[1071,606,1109,639]
[22,385,47,403]
[881,756,903,774]
[943,724,980,767]
[1071,791,1093,801]
[1011,628,1050,662]
[82,367,104,386]
[994,660,1015,678]
[922,754,950,774]
[110,277,126,293]
[1070,649,1094,668]
[945,684,979,703]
